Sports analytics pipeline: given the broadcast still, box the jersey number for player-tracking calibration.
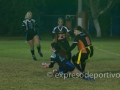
[85,37,90,45]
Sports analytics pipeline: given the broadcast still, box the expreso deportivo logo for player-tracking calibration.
[87,72,120,79]
[47,72,83,79]
[47,71,120,79]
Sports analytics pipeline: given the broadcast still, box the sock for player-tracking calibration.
[31,49,34,56]
[72,57,82,72]
[75,64,83,72]
[81,62,86,72]
[37,46,41,53]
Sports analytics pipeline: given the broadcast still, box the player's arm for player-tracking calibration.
[42,53,56,68]
[68,43,77,52]
[42,59,55,68]
[67,38,78,52]
[34,20,42,39]
[52,28,56,42]
[34,20,40,29]
[64,26,74,39]
[49,60,55,68]
[22,22,27,32]
[68,30,74,38]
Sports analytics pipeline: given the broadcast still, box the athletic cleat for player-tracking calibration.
[38,52,43,57]
[84,76,94,81]
[32,55,37,61]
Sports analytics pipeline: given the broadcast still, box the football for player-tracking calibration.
[53,69,59,76]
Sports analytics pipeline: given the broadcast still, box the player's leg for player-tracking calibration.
[72,53,83,72]
[80,61,86,72]
[80,54,88,72]
[57,62,75,78]
[71,56,94,81]
[80,47,93,72]
[64,62,88,79]
[71,67,94,81]
[27,34,37,60]
[57,61,75,73]
[28,39,37,60]
[90,46,94,57]
[33,35,43,57]
[71,67,81,75]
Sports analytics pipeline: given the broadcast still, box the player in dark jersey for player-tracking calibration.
[67,25,94,73]
[52,17,74,61]
[42,42,94,81]
[43,42,74,73]
[22,11,43,61]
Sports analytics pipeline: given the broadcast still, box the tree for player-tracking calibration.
[83,0,116,37]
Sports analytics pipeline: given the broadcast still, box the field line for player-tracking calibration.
[95,47,120,57]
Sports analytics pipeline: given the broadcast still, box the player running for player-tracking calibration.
[22,11,43,61]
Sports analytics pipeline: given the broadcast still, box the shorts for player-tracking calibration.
[58,61,75,73]
[26,32,37,41]
[72,46,94,64]
[72,53,89,64]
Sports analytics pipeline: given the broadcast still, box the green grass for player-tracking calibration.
[0,37,120,90]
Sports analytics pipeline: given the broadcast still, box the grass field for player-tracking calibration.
[0,36,120,90]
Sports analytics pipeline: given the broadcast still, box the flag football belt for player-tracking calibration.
[77,46,92,64]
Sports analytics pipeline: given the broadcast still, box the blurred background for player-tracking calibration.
[0,0,120,37]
